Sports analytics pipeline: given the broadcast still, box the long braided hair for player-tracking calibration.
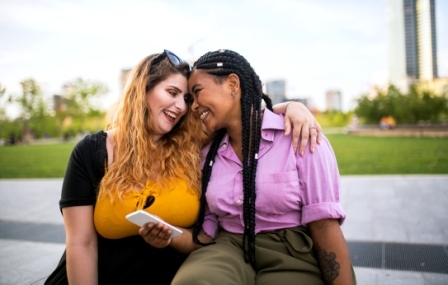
[192,49,273,268]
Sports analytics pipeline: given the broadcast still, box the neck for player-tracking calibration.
[151,134,162,145]
[226,121,243,162]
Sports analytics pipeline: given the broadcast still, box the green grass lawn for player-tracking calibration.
[0,135,447,178]
[326,134,448,175]
[0,142,77,178]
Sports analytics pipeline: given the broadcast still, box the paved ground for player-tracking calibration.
[0,175,447,285]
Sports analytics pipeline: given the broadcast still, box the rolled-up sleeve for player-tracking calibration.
[297,136,346,226]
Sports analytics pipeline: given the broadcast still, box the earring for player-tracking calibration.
[231,92,236,99]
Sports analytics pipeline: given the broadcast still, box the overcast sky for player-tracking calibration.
[1,0,447,117]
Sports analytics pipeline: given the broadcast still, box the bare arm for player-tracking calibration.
[63,206,98,285]
[272,101,322,156]
[308,219,354,285]
[139,222,213,254]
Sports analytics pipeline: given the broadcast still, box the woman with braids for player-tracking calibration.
[45,49,322,285]
[171,49,355,285]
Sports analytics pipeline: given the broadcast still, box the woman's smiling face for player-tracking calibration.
[146,73,189,141]
[188,70,240,133]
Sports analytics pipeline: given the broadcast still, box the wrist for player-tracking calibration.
[285,101,297,112]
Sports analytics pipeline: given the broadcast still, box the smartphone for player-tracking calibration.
[126,210,183,238]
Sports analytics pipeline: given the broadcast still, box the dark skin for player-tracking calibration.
[308,219,355,285]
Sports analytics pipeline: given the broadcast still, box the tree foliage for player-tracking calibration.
[61,78,108,133]
[4,79,52,140]
[12,79,48,121]
[0,83,6,121]
[0,78,109,141]
[354,84,448,124]
[315,111,353,128]
[62,78,108,117]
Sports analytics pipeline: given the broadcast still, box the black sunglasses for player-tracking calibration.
[150,49,190,73]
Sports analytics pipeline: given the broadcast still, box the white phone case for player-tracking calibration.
[126,210,183,239]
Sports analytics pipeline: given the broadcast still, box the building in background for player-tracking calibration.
[417,76,448,96]
[325,89,342,112]
[265,80,286,105]
[53,95,66,113]
[121,69,132,94]
[105,69,131,122]
[386,0,438,93]
[286,97,310,107]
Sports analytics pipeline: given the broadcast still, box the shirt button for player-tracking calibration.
[236,199,242,205]
[222,143,227,149]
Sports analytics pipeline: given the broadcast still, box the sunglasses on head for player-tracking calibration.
[150,49,190,73]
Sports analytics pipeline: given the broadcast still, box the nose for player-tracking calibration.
[174,95,187,113]
[191,99,199,112]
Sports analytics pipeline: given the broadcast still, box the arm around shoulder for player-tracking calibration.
[272,101,322,155]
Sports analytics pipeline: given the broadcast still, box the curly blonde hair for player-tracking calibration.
[99,53,208,201]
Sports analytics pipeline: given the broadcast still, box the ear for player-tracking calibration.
[226,73,240,93]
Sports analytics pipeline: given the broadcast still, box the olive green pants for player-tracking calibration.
[172,227,326,285]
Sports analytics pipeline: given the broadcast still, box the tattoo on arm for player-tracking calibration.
[315,243,340,285]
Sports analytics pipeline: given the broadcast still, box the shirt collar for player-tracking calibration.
[260,108,285,142]
[217,108,285,148]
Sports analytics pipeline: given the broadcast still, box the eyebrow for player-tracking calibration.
[190,83,200,94]
[167,85,183,93]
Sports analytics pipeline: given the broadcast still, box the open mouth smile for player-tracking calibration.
[164,110,178,122]
[200,110,209,121]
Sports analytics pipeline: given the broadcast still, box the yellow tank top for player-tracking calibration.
[94,178,199,239]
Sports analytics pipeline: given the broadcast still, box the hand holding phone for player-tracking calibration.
[126,210,183,239]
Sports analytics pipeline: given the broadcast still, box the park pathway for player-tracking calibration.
[0,175,447,285]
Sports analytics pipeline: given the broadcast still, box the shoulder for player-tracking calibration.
[60,131,107,207]
[297,134,338,169]
[75,131,107,152]
[71,131,108,167]
[261,109,285,131]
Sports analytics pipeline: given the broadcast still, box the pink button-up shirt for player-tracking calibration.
[201,109,346,238]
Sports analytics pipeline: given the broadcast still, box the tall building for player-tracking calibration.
[265,80,286,105]
[387,0,438,92]
[121,69,132,94]
[325,90,342,112]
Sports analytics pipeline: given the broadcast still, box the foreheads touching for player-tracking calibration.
[190,49,263,101]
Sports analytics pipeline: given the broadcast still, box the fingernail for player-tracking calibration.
[300,150,304,156]
[293,147,297,153]
[311,147,315,153]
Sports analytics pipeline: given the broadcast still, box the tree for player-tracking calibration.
[62,78,108,132]
[6,79,57,140]
[0,83,8,140]
[0,83,6,121]
[29,93,52,138]
[354,84,448,125]
[14,79,42,121]
[9,79,50,141]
